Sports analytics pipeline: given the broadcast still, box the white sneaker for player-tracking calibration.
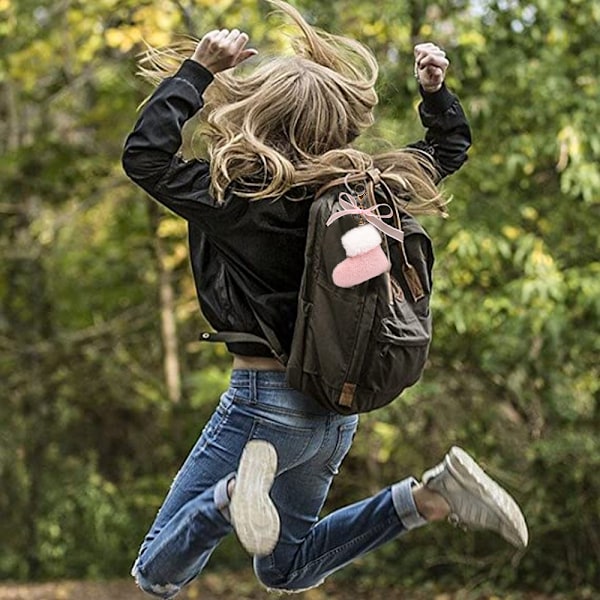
[422,446,529,548]
[229,440,281,556]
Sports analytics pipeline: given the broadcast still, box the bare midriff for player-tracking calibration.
[232,354,286,371]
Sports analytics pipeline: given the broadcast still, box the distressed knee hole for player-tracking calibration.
[132,565,180,599]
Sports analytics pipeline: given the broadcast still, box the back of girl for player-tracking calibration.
[122,2,526,599]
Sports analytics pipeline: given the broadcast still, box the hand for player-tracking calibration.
[192,29,258,74]
[413,43,449,93]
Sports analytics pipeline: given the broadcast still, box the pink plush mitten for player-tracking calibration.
[332,223,390,288]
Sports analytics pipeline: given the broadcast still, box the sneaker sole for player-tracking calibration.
[424,446,529,548]
[229,439,281,556]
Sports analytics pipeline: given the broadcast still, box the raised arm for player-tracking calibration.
[121,30,256,225]
[409,43,472,181]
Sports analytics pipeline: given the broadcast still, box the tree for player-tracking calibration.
[0,0,597,592]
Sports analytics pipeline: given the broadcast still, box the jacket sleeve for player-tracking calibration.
[409,83,472,181]
[121,60,238,228]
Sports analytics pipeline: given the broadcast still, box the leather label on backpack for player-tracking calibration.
[339,382,357,408]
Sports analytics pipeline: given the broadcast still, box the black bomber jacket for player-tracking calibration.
[122,59,472,358]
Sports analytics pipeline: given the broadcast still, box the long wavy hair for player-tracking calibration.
[138,0,446,215]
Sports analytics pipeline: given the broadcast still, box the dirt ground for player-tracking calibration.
[0,573,593,600]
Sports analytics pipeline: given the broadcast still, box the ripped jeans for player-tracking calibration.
[131,370,426,598]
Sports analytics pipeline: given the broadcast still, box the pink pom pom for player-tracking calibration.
[340,224,382,257]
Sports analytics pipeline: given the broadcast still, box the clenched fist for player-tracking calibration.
[192,29,258,74]
[414,43,449,93]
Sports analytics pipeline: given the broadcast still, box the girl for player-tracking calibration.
[122,2,527,597]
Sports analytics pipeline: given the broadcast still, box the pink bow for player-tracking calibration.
[326,192,405,243]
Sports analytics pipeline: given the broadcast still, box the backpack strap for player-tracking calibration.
[382,196,426,302]
[249,309,290,365]
[199,306,289,366]
[199,330,271,346]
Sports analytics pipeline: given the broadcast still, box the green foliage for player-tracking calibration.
[0,0,598,594]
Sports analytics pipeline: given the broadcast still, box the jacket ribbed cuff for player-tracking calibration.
[174,59,215,95]
[419,83,456,113]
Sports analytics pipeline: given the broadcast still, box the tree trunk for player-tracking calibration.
[148,202,182,403]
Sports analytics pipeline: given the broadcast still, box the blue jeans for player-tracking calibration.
[132,370,426,598]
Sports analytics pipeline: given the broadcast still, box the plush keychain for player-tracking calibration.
[331,223,390,288]
[326,172,406,289]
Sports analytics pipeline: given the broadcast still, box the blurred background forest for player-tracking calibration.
[1,0,598,596]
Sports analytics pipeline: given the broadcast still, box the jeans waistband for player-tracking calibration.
[230,369,295,389]
[229,370,337,417]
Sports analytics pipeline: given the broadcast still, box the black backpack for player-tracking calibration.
[201,169,433,414]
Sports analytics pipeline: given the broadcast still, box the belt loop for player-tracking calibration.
[249,370,258,404]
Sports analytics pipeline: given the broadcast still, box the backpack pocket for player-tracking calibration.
[357,293,431,404]
[378,296,431,349]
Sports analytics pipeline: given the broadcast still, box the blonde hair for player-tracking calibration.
[138,0,446,215]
